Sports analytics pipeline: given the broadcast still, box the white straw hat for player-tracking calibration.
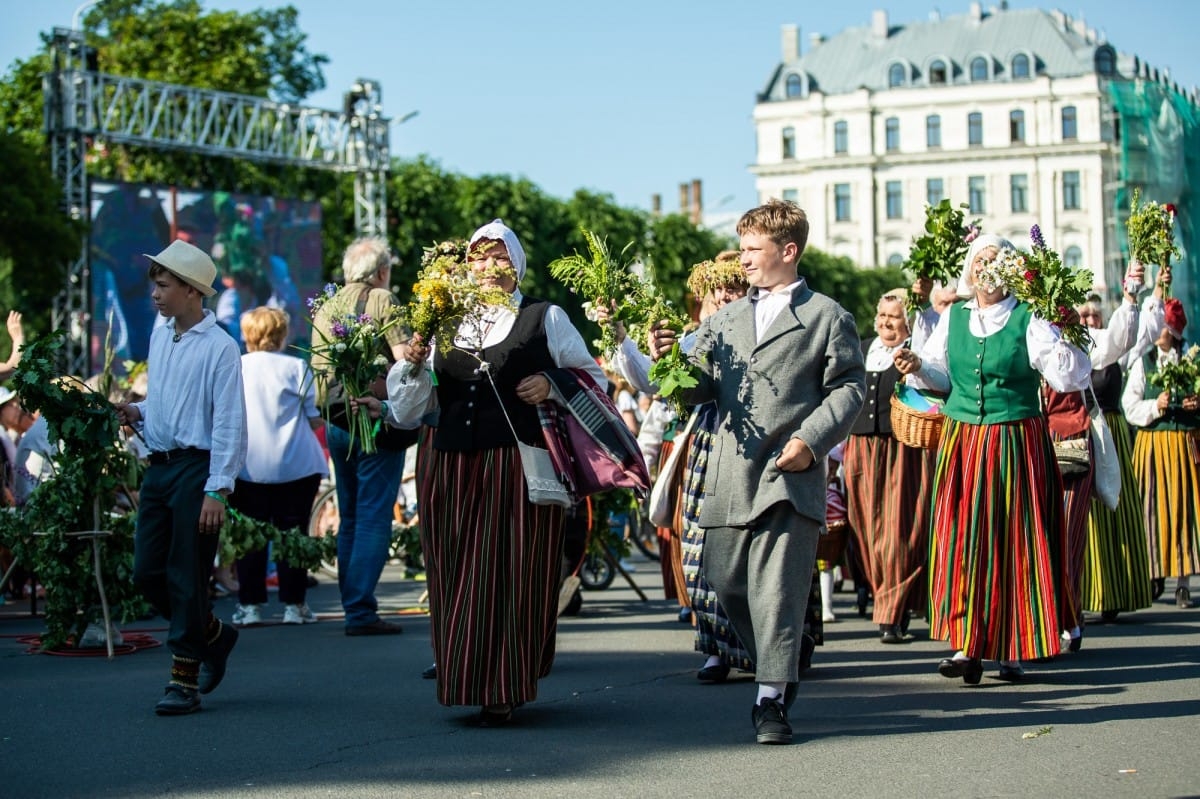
[144,239,217,297]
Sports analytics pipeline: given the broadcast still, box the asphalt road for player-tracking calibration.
[2,561,1198,798]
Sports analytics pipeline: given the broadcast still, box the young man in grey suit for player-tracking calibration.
[650,199,865,744]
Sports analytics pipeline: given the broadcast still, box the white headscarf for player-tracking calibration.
[469,219,527,283]
[956,233,1014,298]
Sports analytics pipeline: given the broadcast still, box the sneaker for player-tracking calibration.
[751,697,792,745]
[282,603,318,625]
[231,604,261,626]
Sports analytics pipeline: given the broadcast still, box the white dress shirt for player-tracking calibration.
[239,350,328,484]
[751,279,804,343]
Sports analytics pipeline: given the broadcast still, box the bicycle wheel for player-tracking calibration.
[579,554,615,591]
[308,484,340,577]
[630,501,660,561]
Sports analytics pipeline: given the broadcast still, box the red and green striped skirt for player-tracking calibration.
[418,444,566,707]
[928,417,1063,661]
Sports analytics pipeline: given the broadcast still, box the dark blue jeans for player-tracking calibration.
[325,424,406,627]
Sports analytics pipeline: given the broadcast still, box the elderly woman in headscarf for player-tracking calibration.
[841,287,936,644]
[376,219,605,726]
[1122,296,1200,609]
[893,233,1091,683]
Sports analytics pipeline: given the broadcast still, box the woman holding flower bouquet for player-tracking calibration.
[1121,298,1200,609]
[894,234,1091,683]
[379,219,605,726]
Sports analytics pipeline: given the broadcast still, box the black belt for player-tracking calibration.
[147,447,209,465]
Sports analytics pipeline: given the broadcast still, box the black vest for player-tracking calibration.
[1088,362,1122,414]
[433,298,556,452]
[850,338,900,436]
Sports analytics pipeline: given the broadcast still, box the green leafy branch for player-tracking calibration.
[905,200,979,313]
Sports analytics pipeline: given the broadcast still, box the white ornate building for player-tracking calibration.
[751,2,1198,295]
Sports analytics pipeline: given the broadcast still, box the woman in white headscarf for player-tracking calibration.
[894,233,1091,683]
[377,220,604,726]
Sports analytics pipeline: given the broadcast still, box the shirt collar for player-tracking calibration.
[750,278,804,302]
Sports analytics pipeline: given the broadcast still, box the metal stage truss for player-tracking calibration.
[43,27,390,375]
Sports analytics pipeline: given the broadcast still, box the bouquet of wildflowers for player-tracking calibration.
[307,283,403,454]
[633,280,697,415]
[1149,344,1200,401]
[1126,188,1180,294]
[399,238,517,358]
[550,228,646,354]
[904,200,981,313]
[975,225,1094,351]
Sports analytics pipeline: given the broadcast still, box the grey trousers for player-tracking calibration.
[702,501,819,683]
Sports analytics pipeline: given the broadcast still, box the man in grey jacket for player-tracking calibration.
[650,199,865,744]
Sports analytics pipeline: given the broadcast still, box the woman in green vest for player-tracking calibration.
[894,234,1091,683]
[1121,298,1200,609]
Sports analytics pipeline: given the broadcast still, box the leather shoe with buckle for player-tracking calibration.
[697,663,731,683]
[880,624,903,644]
[198,622,238,695]
[938,657,983,684]
[345,618,404,636]
[752,698,792,745]
[155,685,201,715]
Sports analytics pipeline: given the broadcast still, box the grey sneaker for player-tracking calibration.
[751,698,792,745]
[283,603,317,624]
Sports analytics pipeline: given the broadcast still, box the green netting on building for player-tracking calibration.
[1109,79,1200,330]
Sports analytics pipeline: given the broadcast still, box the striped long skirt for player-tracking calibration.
[418,445,565,707]
[928,417,1064,662]
[655,438,689,607]
[1131,428,1200,579]
[1082,413,1153,613]
[680,424,754,670]
[1047,430,1095,634]
[843,434,934,627]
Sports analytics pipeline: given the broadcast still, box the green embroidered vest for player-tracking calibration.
[1140,352,1200,431]
[942,301,1041,425]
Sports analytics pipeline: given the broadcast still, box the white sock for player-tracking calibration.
[951,650,969,662]
[703,655,722,669]
[756,682,786,704]
[819,569,836,616]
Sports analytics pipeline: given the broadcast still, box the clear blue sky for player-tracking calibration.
[3,0,1198,215]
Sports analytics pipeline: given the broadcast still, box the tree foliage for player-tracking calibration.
[801,248,907,338]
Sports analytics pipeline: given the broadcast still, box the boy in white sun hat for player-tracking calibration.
[115,238,247,716]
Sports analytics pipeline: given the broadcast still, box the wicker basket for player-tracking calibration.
[889,392,944,450]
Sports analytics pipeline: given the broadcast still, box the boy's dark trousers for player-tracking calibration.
[133,449,218,660]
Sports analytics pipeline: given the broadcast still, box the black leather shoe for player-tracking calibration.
[345,619,404,636]
[155,685,200,715]
[938,657,967,678]
[422,663,438,679]
[697,663,731,683]
[198,622,238,695]
[880,624,903,644]
[1067,631,1083,653]
[751,698,792,745]
[476,704,513,727]
[1177,587,1193,608]
[997,664,1025,682]
[962,659,984,685]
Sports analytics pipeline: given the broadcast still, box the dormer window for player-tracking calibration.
[785,73,804,98]
[1012,53,1031,80]
[970,57,989,82]
[929,59,948,85]
[888,62,907,88]
[1095,46,1116,76]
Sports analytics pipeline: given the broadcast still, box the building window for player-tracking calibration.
[781,188,798,203]
[834,120,848,154]
[1012,53,1031,79]
[1062,105,1078,140]
[1010,174,1029,213]
[968,176,986,214]
[888,62,907,88]
[886,181,903,219]
[885,117,900,152]
[1064,246,1083,268]
[1095,46,1116,76]
[1010,109,1025,144]
[785,73,804,98]
[929,59,948,85]
[782,126,796,159]
[926,114,942,148]
[834,183,851,221]
[926,178,945,206]
[887,253,905,267]
[968,112,983,146]
[1063,170,1081,210]
[970,57,989,82]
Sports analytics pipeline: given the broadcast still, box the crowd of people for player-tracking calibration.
[2,199,1195,747]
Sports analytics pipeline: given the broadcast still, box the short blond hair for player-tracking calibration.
[240,306,289,352]
[736,199,809,255]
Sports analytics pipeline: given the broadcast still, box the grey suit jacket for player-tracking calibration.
[682,281,865,528]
